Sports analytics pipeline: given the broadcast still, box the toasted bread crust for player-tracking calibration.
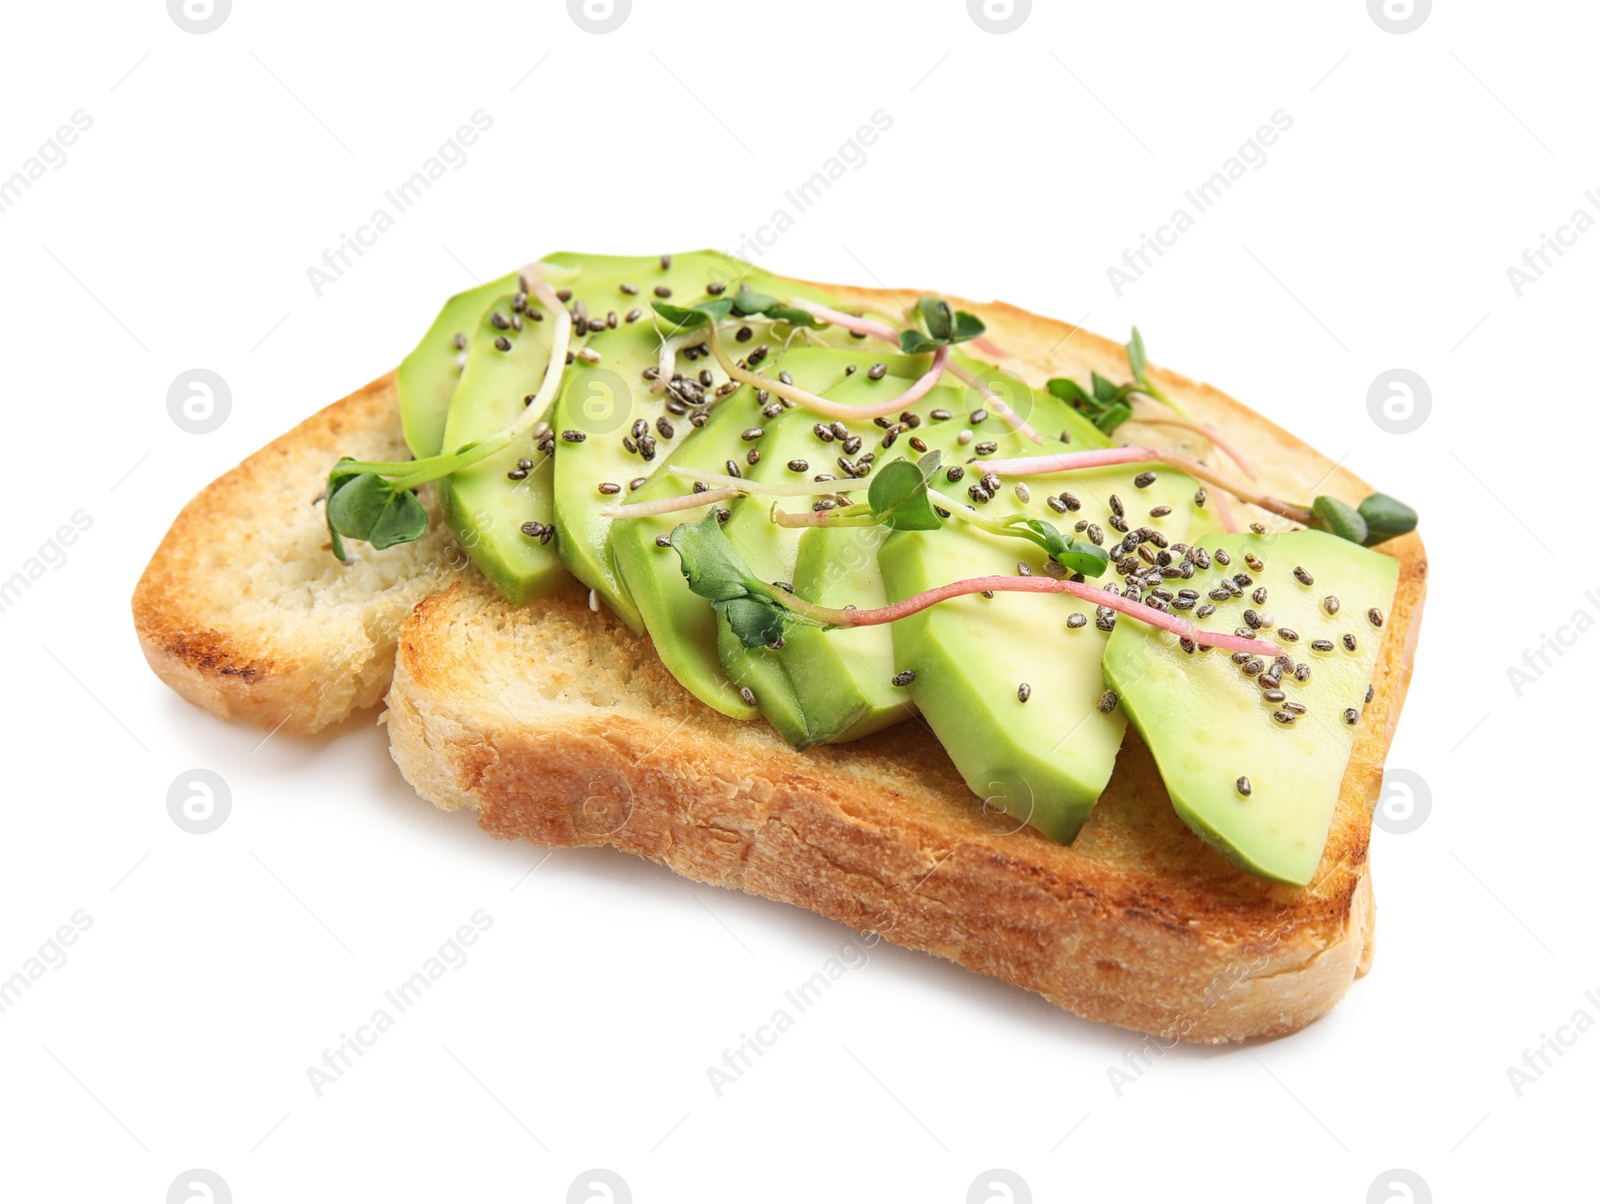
[132,373,467,733]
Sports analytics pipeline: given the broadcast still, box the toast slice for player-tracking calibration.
[134,276,1426,1040]
[383,285,1426,1043]
[132,373,468,734]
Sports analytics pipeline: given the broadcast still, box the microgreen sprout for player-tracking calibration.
[666,510,1286,656]
[970,446,1418,546]
[323,268,572,560]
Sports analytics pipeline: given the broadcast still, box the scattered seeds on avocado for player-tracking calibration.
[1236,776,1253,797]
[1097,690,1118,714]
[1067,613,1087,629]
[1272,710,1296,725]
[1323,595,1340,615]
[1278,628,1299,642]
[867,363,887,380]
[1294,566,1314,586]
[654,535,672,548]
[891,670,916,687]
[1134,471,1157,488]
[1343,708,1360,725]
[1018,683,1032,703]
[740,687,756,705]
[1342,634,1358,652]
[1195,488,1208,507]
[1368,607,1385,628]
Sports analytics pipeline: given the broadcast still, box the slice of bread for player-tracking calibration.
[133,275,1426,1040]
[132,373,468,734]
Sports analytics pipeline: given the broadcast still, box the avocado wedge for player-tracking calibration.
[1102,529,1400,885]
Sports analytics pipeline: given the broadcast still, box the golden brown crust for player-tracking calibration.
[131,373,467,733]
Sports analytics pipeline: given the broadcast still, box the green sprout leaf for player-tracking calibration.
[899,296,987,354]
[866,451,944,531]
[729,285,818,327]
[651,297,734,333]
[1356,492,1418,546]
[668,512,828,649]
[995,515,1111,578]
[325,467,430,559]
[1126,327,1149,382]
[1311,496,1369,545]
[1048,376,1134,434]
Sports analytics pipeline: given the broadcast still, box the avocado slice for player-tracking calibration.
[396,272,519,458]
[1102,529,1400,885]
[880,452,1204,843]
[436,292,568,605]
[780,520,912,743]
[550,253,805,632]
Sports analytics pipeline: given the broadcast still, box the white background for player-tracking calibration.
[0,2,1592,1201]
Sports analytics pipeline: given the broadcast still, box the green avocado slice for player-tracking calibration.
[436,292,568,605]
[396,272,518,458]
[880,453,1203,843]
[1102,529,1400,886]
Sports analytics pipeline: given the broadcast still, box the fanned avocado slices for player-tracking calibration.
[1102,529,1400,885]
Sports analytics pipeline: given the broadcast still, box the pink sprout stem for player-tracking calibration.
[970,446,1312,524]
[771,575,1285,657]
[1125,411,1258,480]
[601,486,743,520]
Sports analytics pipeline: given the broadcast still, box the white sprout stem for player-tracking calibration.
[653,329,703,393]
[969,446,1313,524]
[708,325,951,421]
[667,466,853,498]
[600,486,744,520]
[942,360,1045,444]
[786,299,899,342]
[391,268,572,490]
